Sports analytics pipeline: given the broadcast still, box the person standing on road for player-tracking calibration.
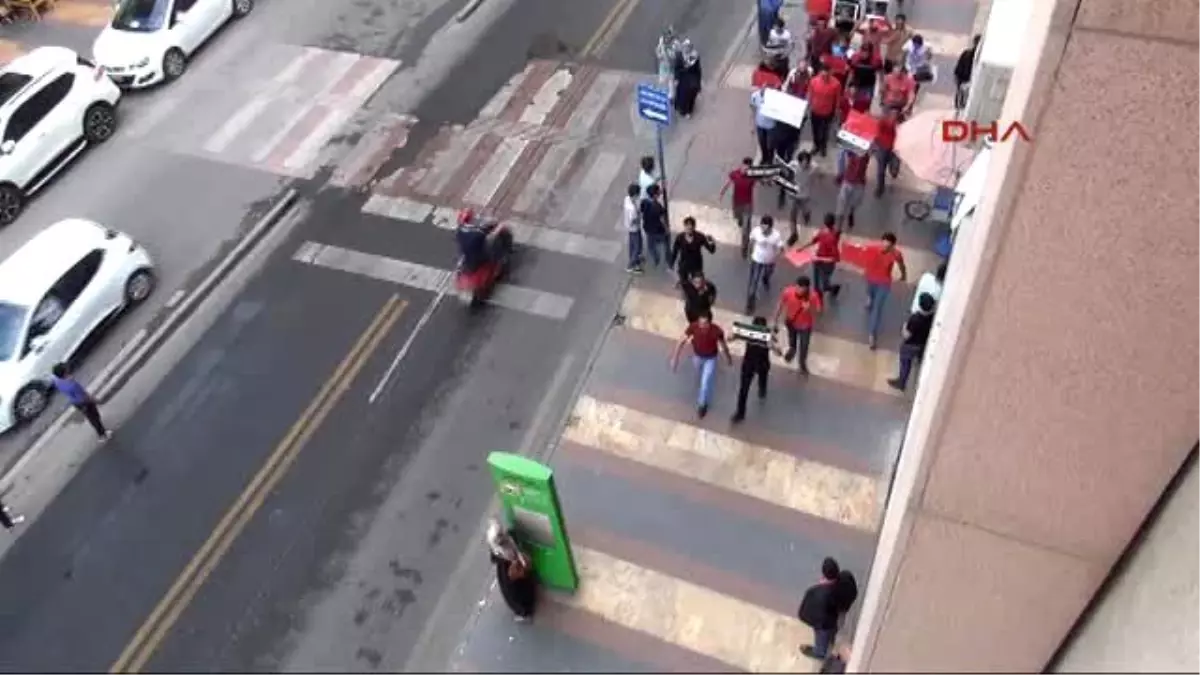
[889,292,936,391]
[486,519,537,621]
[795,213,843,298]
[719,157,757,259]
[774,275,822,376]
[954,34,982,110]
[731,316,780,424]
[638,155,660,200]
[798,557,843,660]
[622,183,643,273]
[640,183,670,268]
[835,150,870,230]
[807,65,842,157]
[747,215,785,312]
[682,271,718,324]
[757,0,784,48]
[0,497,25,530]
[51,363,111,441]
[862,232,908,350]
[911,262,946,313]
[873,110,900,197]
[670,311,733,419]
[670,216,716,287]
[750,84,779,164]
[673,39,703,118]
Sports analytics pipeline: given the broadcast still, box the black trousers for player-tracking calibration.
[756,126,775,164]
[810,114,834,156]
[0,500,16,529]
[75,401,108,438]
[734,364,769,417]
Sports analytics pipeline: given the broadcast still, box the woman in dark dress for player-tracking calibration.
[673,39,703,118]
[487,519,536,620]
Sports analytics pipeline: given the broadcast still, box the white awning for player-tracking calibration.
[952,146,991,232]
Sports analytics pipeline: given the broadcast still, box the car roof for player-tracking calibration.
[0,218,111,307]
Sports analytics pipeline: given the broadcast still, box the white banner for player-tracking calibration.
[760,88,809,128]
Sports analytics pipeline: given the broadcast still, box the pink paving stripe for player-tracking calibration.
[497,60,560,123]
[327,55,387,98]
[263,103,333,175]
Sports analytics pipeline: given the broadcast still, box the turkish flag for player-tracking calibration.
[784,247,815,268]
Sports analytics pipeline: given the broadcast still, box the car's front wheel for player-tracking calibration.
[162,48,187,82]
[13,384,49,424]
[83,102,118,144]
[0,183,25,227]
[232,0,253,17]
[124,268,156,305]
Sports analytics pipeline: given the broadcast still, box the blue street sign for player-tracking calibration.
[636,83,672,126]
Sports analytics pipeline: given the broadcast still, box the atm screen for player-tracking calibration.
[511,506,555,547]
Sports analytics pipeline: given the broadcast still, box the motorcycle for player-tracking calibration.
[454,218,515,306]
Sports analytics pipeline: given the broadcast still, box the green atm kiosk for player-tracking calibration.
[486,451,579,592]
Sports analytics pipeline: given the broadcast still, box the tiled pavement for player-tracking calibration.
[440,1,979,673]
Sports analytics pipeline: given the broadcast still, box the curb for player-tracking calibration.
[455,0,485,23]
[0,187,299,490]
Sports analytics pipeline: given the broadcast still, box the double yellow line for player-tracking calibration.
[110,296,407,674]
[580,0,641,59]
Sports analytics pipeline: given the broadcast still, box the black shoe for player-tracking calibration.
[698,404,708,418]
[830,285,841,298]
[800,645,823,659]
[731,412,744,423]
[799,367,810,378]
[782,350,795,363]
[887,378,905,391]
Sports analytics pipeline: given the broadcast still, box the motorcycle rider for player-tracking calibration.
[455,207,502,274]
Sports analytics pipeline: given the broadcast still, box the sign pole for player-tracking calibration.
[635,81,673,228]
[656,124,669,229]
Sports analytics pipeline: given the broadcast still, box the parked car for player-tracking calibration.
[0,47,122,226]
[0,218,156,430]
[93,0,254,89]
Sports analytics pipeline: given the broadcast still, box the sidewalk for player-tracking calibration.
[444,1,975,671]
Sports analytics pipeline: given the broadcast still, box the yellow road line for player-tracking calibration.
[110,296,407,674]
[564,396,881,530]
[621,287,902,397]
[580,0,638,59]
[562,546,818,673]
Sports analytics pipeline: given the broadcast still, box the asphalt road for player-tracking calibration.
[0,0,750,671]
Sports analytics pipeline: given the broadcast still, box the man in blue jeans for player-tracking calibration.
[888,292,936,391]
[798,557,844,660]
[669,311,733,418]
[640,183,670,267]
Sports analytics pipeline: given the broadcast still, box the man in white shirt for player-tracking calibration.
[747,215,785,312]
[623,183,643,273]
[638,155,660,201]
[911,262,946,313]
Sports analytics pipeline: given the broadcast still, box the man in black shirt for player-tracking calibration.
[888,292,936,391]
[681,272,717,324]
[798,557,843,660]
[640,183,670,267]
[730,316,780,423]
[953,34,981,110]
[670,216,716,286]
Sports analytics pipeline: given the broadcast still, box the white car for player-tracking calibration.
[0,47,122,226]
[94,0,254,89]
[0,218,155,430]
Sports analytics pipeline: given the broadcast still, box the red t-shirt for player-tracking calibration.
[809,25,836,58]
[728,168,755,206]
[808,75,842,117]
[882,72,915,108]
[876,116,898,151]
[812,229,841,261]
[864,246,905,285]
[843,153,870,185]
[686,322,725,358]
[781,286,823,329]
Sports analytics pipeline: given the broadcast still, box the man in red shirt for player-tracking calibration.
[795,212,843,297]
[874,111,899,197]
[835,149,870,229]
[807,64,842,157]
[808,21,837,69]
[862,232,908,349]
[670,311,733,417]
[773,275,823,376]
[880,62,916,116]
[720,156,757,259]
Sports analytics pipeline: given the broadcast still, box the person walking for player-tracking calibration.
[881,12,913,72]
[835,149,870,229]
[670,311,733,418]
[682,272,718,324]
[888,292,936,391]
[806,65,842,157]
[774,275,822,376]
[757,0,783,48]
[873,110,900,197]
[746,215,785,312]
[0,497,25,530]
[912,262,946,313]
[795,213,843,298]
[640,183,670,268]
[673,39,703,118]
[750,85,779,164]
[719,157,757,259]
[730,316,779,424]
[486,519,537,621]
[764,16,794,76]
[954,34,982,110]
[862,232,908,350]
[622,183,643,273]
[798,557,843,660]
[880,61,917,117]
[670,216,716,287]
[780,150,814,244]
[51,363,111,440]
[904,34,935,92]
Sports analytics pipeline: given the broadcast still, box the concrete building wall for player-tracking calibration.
[848,0,1199,671]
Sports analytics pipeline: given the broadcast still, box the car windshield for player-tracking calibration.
[111,0,170,32]
[0,302,29,362]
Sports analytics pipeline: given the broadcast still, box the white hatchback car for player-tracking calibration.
[94,0,254,89]
[0,218,155,430]
[0,47,122,226]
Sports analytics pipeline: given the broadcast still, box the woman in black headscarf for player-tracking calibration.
[673,39,703,118]
[486,518,537,621]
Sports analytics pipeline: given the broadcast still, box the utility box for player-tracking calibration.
[965,0,1035,128]
[486,451,579,592]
